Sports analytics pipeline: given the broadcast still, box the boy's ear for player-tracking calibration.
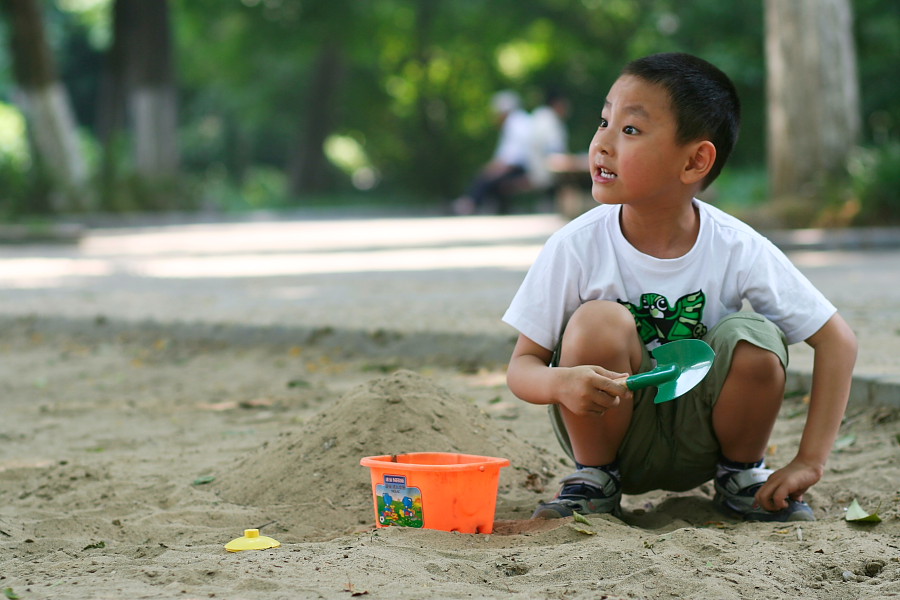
[681,141,716,185]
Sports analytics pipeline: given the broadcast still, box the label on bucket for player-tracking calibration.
[375,474,424,528]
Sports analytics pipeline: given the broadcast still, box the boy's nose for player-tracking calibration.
[591,130,612,156]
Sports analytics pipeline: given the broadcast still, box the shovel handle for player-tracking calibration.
[616,364,679,391]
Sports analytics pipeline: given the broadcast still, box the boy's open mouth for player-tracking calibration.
[595,166,618,180]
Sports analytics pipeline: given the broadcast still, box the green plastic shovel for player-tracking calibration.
[616,339,715,404]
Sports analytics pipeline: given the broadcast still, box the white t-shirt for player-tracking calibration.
[493,109,532,168]
[527,106,568,188]
[503,199,836,351]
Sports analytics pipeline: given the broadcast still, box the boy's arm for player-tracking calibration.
[756,312,858,511]
[506,333,631,415]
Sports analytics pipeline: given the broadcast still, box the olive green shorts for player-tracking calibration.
[548,312,788,495]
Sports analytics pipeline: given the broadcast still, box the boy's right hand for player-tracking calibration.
[555,365,633,416]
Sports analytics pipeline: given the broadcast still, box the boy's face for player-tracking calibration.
[589,75,696,208]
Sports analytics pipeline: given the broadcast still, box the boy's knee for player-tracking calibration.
[730,341,785,382]
[560,301,639,363]
[706,312,789,378]
[569,300,633,328]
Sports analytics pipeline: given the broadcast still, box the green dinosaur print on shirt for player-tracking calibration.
[618,290,708,345]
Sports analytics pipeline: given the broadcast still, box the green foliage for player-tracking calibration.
[95,171,193,213]
[849,142,900,224]
[699,167,769,216]
[855,0,900,146]
[165,0,775,201]
[92,133,191,213]
[0,101,31,217]
[0,149,63,218]
[195,165,290,213]
[0,0,898,217]
[0,154,32,218]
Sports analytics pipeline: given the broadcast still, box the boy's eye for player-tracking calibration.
[598,118,608,128]
[623,125,640,135]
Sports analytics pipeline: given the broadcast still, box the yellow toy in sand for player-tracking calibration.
[224,529,280,552]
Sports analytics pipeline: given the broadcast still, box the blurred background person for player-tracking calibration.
[453,90,532,215]
[527,89,571,205]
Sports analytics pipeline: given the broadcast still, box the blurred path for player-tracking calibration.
[0,213,897,402]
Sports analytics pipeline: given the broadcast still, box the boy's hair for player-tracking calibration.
[621,52,741,189]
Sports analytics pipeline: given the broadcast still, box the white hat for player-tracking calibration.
[491,90,521,114]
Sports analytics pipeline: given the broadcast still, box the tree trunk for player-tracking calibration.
[127,0,179,176]
[96,0,132,144]
[288,43,345,195]
[765,0,860,204]
[2,0,88,210]
[95,0,132,210]
[100,0,179,178]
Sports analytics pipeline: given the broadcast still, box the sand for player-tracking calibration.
[2,315,900,599]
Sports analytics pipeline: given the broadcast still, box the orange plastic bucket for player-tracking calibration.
[360,452,510,534]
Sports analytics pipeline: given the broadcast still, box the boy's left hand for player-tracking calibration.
[755,458,824,512]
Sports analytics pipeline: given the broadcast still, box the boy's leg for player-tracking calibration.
[610,312,801,502]
[713,340,785,462]
[540,310,814,522]
[556,300,644,466]
[533,300,643,519]
[708,315,814,522]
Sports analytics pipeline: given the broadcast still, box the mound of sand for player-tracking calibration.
[215,370,555,538]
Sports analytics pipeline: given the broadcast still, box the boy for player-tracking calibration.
[503,53,857,522]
